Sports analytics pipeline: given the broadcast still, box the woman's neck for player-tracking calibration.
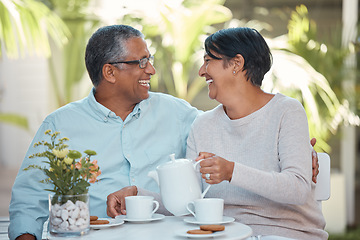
[223,88,274,120]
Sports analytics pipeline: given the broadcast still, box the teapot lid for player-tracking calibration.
[157,154,192,170]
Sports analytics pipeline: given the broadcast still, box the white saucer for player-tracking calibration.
[183,216,235,225]
[116,213,165,223]
[175,229,225,238]
[90,218,124,230]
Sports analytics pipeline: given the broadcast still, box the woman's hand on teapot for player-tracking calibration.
[196,152,235,184]
[106,185,138,218]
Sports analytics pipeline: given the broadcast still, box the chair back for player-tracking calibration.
[315,152,331,201]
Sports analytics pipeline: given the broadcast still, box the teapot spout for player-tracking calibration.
[148,170,159,185]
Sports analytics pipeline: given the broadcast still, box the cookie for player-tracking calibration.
[90,219,110,225]
[187,229,213,234]
[90,216,98,221]
[200,224,225,232]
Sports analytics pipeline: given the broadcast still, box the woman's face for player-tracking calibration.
[198,52,235,102]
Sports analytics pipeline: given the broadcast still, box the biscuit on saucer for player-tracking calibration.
[200,224,225,232]
[187,229,213,234]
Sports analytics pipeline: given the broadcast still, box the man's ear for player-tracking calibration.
[233,54,245,73]
[102,64,116,84]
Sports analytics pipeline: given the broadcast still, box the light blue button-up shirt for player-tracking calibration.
[8,89,199,240]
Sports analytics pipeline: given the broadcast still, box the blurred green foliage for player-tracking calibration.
[0,0,69,59]
[121,0,232,103]
[0,113,28,130]
[329,226,360,239]
[0,1,358,154]
[284,5,359,152]
[0,0,70,130]
[45,0,100,106]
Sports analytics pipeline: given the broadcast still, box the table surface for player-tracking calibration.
[1,216,253,240]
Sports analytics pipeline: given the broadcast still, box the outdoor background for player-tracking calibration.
[0,0,359,239]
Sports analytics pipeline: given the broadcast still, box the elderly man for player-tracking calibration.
[9,25,199,240]
[9,25,319,240]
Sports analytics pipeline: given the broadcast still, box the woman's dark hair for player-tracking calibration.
[85,25,144,87]
[204,27,272,87]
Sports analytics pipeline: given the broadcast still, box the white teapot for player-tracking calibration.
[148,154,211,216]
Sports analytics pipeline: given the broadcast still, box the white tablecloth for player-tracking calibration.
[1,216,253,240]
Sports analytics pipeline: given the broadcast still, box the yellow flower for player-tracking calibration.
[26,130,101,196]
[52,148,69,158]
[64,157,73,165]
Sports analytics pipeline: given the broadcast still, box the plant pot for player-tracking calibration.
[49,193,90,237]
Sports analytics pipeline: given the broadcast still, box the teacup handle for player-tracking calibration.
[186,201,196,217]
[152,200,159,214]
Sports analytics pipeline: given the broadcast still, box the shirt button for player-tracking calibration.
[127,154,130,158]
[132,178,135,182]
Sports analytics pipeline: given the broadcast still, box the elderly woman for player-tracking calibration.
[186,27,328,240]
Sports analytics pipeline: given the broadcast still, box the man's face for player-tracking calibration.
[112,37,156,104]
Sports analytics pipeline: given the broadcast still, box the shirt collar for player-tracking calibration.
[88,88,143,122]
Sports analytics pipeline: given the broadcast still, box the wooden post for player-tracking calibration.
[341,0,358,226]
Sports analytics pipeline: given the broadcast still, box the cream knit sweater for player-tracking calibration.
[186,93,328,240]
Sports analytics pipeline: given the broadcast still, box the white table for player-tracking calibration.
[48,216,252,240]
[1,216,252,240]
[0,217,10,240]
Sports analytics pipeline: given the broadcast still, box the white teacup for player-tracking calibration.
[125,196,159,220]
[186,198,224,223]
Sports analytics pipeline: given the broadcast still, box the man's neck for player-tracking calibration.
[94,88,138,121]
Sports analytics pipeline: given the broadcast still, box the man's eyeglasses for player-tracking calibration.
[109,55,154,69]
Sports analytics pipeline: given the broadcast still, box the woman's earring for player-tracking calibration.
[233,70,236,75]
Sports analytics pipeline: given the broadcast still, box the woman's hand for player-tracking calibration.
[196,152,235,184]
[310,138,319,183]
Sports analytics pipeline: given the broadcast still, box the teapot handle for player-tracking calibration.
[201,185,211,198]
[193,158,205,169]
[193,159,212,198]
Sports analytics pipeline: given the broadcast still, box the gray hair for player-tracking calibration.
[85,25,144,87]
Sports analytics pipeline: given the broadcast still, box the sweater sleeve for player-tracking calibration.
[186,126,198,161]
[230,102,312,205]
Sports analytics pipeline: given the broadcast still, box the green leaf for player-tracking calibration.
[67,150,81,159]
[84,150,96,156]
[0,0,70,59]
[0,113,29,130]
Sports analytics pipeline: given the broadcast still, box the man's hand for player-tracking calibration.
[15,234,36,240]
[106,186,138,218]
[310,138,319,183]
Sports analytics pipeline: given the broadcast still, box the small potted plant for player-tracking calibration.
[24,129,101,237]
